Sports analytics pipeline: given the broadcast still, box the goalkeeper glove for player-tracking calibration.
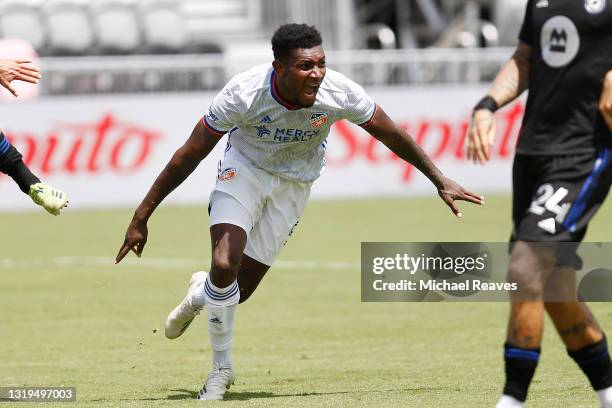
[29,183,68,216]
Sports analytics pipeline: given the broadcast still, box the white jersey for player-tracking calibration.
[203,64,376,182]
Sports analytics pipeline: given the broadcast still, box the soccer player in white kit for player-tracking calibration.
[116,24,484,400]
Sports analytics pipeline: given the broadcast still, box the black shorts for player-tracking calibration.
[511,149,612,265]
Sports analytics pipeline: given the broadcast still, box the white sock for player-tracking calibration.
[207,304,236,368]
[598,386,612,408]
[204,276,240,369]
[495,395,525,408]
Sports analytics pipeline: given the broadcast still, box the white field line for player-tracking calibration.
[0,256,360,271]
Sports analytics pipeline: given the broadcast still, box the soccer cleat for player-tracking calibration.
[165,271,206,339]
[196,363,235,400]
[598,385,612,408]
[495,395,525,408]
[29,183,68,216]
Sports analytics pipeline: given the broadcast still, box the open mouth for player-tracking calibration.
[304,84,320,96]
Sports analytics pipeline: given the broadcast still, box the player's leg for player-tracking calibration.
[166,144,267,338]
[544,271,612,406]
[197,151,273,400]
[497,242,556,408]
[544,149,612,407]
[195,221,248,401]
[497,155,551,408]
[205,222,247,361]
[544,266,603,349]
[198,174,310,400]
[164,191,254,340]
[237,254,270,303]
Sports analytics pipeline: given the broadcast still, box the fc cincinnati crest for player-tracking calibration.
[585,0,606,13]
[309,112,328,129]
[218,168,237,182]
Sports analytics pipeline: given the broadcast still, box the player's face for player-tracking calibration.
[275,46,326,107]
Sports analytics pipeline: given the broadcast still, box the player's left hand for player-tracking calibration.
[29,183,68,216]
[437,176,484,218]
[466,109,497,164]
[600,70,612,131]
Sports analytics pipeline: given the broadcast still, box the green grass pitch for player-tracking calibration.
[1,194,611,407]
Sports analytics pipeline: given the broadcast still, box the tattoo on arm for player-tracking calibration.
[487,43,531,108]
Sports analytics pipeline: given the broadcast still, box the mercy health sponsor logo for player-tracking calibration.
[327,102,524,183]
[0,113,161,178]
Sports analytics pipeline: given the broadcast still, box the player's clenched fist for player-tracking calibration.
[28,183,68,215]
[600,70,612,131]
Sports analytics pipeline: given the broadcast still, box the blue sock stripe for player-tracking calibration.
[575,349,610,366]
[563,148,612,232]
[505,348,540,361]
[204,280,238,301]
[0,138,10,155]
[204,284,238,301]
[205,285,239,302]
[204,280,238,299]
[204,279,238,295]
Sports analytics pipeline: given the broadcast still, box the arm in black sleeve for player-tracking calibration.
[0,132,40,193]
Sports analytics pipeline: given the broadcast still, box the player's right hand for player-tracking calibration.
[116,217,148,263]
[29,183,68,216]
[437,176,484,218]
[466,109,497,164]
[0,59,41,97]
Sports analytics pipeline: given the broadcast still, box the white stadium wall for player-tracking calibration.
[0,86,524,211]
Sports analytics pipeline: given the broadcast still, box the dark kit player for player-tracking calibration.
[466,0,612,406]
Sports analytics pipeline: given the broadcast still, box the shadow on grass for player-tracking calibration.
[91,386,448,402]
[158,386,448,402]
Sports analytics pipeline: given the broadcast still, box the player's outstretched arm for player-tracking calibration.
[599,70,612,131]
[467,42,532,164]
[362,106,484,218]
[0,132,68,215]
[0,59,41,97]
[116,119,221,263]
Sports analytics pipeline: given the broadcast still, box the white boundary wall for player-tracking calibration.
[0,85,524,211]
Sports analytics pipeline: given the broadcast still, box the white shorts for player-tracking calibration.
[208,149,312,266]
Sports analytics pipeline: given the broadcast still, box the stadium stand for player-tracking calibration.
[0,0,526,95]
[91,0,141,55]
[43,0,94,56]
[0,0,47,54]
[140,0,187,54]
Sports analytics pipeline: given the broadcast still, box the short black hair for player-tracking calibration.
[271,24,322,61]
